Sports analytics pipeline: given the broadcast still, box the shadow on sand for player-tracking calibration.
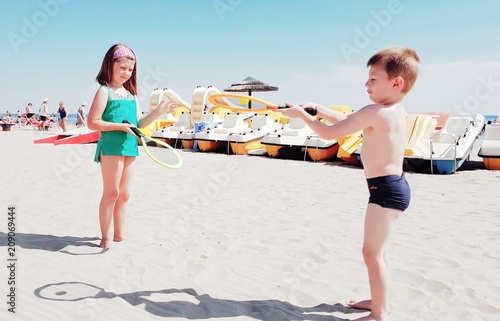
[35,281,365,320]
[0,232,107,255]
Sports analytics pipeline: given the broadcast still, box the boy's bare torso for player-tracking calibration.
[359,103,407,179]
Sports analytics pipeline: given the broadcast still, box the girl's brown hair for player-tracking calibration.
[367,46,420,94]
[96,44,138,96]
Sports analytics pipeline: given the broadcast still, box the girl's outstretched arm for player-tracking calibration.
[137,100,177,129]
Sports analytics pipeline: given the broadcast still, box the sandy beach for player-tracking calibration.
[0,126,499,321]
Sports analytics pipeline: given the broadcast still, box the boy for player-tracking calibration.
[282,46,419,321]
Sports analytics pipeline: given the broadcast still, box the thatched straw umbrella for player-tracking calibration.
[224,76,278,108]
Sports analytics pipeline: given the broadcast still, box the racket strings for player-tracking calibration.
[142,136,183,169]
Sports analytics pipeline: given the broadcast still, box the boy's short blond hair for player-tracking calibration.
[367,46,420,93]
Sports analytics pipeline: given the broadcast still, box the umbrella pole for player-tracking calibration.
[248,90,252,109]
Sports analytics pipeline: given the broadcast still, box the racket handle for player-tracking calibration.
[122,120,144,138]
[278,105,317,116]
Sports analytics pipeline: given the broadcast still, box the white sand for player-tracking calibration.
[0,128,499,321]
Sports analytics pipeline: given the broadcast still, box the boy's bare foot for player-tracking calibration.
[352,312,389,321]
[113,236,124,242]
[99,239,111,248]
[347,299,372,311]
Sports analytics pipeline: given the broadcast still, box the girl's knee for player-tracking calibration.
[102,189,120,202]
[117,190,131,203]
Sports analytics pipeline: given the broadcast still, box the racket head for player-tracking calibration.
[141,136,183,169]
[207,93,279,112]
[122,119,183,169]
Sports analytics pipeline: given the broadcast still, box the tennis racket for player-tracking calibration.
[122,120,183,169]
[207,93,317,115]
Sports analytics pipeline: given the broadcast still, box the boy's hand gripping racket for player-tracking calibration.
[207,93,317,115]
[122,120,183,169]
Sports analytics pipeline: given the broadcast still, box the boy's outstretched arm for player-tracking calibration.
[283,104,373,141]
[295,103,348,124]
[310,103,349,125]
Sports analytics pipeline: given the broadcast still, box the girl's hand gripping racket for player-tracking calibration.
[122,120,183,169]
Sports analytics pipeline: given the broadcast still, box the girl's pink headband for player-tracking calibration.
[113,47,135,60]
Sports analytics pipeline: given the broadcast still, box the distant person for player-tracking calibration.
[25,103,34,118]
[23,103,34,126]
[4,111,13,123]
[282,46,420,321]
[58,101,68,132]
[87,44,177,248]
[76,102,87,128]
[39,99,49,130]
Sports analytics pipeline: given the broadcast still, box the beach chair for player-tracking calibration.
[478,124,500,170]
[434,117,474,144]
[405,114,437,156]
[27,117,45,131]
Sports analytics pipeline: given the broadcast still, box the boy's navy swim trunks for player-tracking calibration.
[366,174,411,212]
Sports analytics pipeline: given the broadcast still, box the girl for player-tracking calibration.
[88,44,177,248]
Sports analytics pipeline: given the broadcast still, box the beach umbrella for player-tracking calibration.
[224,76,278,108]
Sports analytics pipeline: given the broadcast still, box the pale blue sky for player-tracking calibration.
[2,0,500,115]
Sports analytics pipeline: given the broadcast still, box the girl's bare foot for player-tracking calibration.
[347,299,372,311]
[113,236,124,242]
[99,239,111,248]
